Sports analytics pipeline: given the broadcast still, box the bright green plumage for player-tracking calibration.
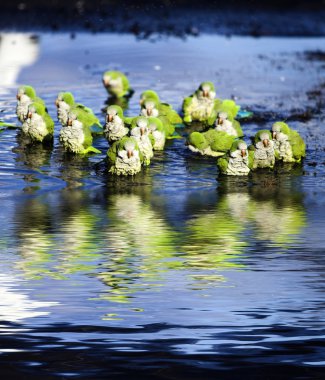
[188,129,236,157]
[16,85,46,123]
[21,101,54,143]
[182,82,222,125]
[272,121,305,163]
[56,91,103,135]
[217,140,250,176]
[103,71,132,98]
[59,108,101,154]
[107,136,143,176]
[140,90,182,125]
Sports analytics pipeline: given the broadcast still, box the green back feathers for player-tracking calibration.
[189,131,209,150]
[248,150,255,168]
[158,116,175,137]
[148,117,164,132]
[29,101,46,116]
[208,130,235,152]
[290,130,306,160]
[254,130,272,144]
[217,99,240,120]
[217,157,229,173]
[70,106,101,129]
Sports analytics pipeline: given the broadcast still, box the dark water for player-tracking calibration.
[0,33,325,379]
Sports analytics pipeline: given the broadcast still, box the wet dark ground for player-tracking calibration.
[0,31,325,379]
[1,2,325,37]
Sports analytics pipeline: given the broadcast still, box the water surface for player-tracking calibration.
[0,33,324,379]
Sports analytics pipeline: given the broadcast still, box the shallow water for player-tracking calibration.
[0,33,324,379]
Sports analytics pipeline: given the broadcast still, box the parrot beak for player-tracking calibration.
[272,131,277,139]
[55,99,59,107]
[107,114,113,122]
[140,127,145,136]
[103,78,110,87]
[67,118,73,126]
[263,139,269,147]
[241,149,247,157]
[203,90,209,97]
[16,94,21,100]
[127,149,133,159]
[27,111,32,119]
[146,108,152,116]
[217,117,223,125]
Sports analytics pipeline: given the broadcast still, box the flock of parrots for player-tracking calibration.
[13,70,306,176]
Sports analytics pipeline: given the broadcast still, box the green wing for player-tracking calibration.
[159,103,182,124]
[248,149,255,169]
[289,130,306,161]
[233,120,244,137]
[107,141,118,164]
[158,116,175,138]
[44,113,54,134]
[188,132,208,150]
[217,156,229,174]
[204,130,235,153]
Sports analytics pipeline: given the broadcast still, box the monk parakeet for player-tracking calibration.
[102,71,132,98]
[188,129,236,157]
[104,105,131,143]
[271,121,306,163]
[182,82,222,125]
[215,111,243,137]
[55,92,103,135]
[147,117,166,150]
[217,140,252,176]
[139,90,182,124]
[59,108,101,154]
[249,130,275,169]
[21,102,54,144]
[16,85,45,123]
[107,136,142,176]
[130,116,154,166]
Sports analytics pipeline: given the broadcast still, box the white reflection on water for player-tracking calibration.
[0,274,58,322]
[0,33,39,93]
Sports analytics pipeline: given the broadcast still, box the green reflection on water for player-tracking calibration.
[10,178,306,312]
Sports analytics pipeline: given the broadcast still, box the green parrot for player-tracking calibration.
[104,105,131,142]
[102,71,132,98]
[16,85,46,123]
[107,136,143,176]
[55,91,103,135]
[21,102,54,144]
[59,108,101,154]
[139,90,182,124]
[217,140,251,176]
[215,111,243,137]
[271,121,306,163]
[147,117,166,150]
[249,130,275,170]
[188,129,236,157]
[130,117,154,166]
[216,99,241,120]
[182,82,222,125]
